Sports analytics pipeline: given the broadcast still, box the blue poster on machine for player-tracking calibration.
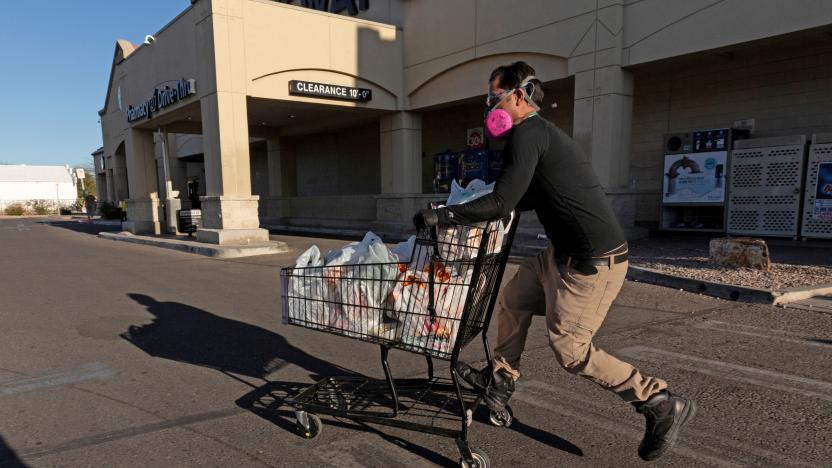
[813,162,832,220]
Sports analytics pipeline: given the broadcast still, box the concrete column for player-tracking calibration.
[123,128,161,235]
[264,136,286,220]
[380,112,422,194]
[193,0,268,244]
[96,174,109,204]
[266,137,283,197]
[196,91,268,244]
[106,168,116,203]
[572,66,633,189]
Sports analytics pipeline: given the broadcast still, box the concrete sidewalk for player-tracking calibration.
[99,231,288,258]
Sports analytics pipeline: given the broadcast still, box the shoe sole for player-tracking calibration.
[642,399,697,461]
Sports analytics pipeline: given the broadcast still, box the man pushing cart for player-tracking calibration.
[281,61,695,467]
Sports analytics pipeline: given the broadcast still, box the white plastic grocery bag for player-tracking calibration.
[446,179,495,206]
[439,179,514,258]
[324,232,400,337]
[287,245,336,329]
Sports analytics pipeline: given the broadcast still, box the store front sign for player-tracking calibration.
[274,0,369,16]
[289,80,372,102]
[813,162,832,220]
[127,78,196,123]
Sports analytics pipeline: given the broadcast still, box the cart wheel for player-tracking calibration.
[459,449,490,468]
[295,411,322,439]
[488,405,513,427]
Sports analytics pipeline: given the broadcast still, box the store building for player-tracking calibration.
[98,0,832,244]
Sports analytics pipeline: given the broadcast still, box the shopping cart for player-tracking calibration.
[280,214,519,468]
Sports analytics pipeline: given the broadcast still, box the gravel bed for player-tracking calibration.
[628,245,832,291]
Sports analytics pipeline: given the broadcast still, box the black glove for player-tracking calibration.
[413,209,439,229]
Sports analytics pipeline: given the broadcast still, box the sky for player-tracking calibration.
[0,0,192,168]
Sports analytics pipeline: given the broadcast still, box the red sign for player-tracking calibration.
[467,127,484,149]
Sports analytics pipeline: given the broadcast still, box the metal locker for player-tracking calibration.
[727,135,807,237]
[800,133,832,239]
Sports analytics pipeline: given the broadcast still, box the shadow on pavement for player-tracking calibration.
[235,380,458,467]
[809,338,832,345]
[41,219,121,236]
[0,435,29,468]
[502,415,583,456]
[122,294,582,464]
[121,293,352,380]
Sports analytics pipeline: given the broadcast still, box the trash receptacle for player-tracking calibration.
[177,209,201,236]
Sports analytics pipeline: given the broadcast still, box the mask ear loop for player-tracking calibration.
[517,75,541,112]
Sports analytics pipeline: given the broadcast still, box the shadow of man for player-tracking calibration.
[121,293,351,381]
[0,435,29,468]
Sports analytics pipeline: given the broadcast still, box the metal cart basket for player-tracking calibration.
[280,214,519,467]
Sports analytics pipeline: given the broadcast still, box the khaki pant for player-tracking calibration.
[494,245,667,402]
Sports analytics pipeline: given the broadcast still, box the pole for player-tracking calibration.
[157,128,178,234]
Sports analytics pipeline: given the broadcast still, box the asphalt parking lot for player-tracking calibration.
[0,216,830,467]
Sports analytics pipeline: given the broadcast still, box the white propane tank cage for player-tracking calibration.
[801,133,832,240]
[726,135,807,238]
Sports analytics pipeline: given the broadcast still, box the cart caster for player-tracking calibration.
[295,411,322,439]
[488,405,513,427]
[459,448,490,468]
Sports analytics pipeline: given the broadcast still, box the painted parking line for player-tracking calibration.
[0,362,113,396]
[513,382,740,468]
[617,346,832,402]
[517,379,814,467]
[695,320,832,348]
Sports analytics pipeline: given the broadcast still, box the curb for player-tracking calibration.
[626,265,832,305]
[98,232,288,259]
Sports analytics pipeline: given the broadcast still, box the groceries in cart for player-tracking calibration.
[284,179,513,354]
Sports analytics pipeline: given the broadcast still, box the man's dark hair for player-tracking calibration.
[489,61,544,106]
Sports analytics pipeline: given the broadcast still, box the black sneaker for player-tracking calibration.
[635,390,696,461]
[455,361,515,411]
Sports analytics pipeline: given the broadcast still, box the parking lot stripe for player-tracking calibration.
[0,362,112,396]
[695,320,832,348]
[518,380,815,467]
[617,346,832,402]
[512,384,741,467]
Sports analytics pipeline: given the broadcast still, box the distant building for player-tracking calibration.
[0,165,77,211]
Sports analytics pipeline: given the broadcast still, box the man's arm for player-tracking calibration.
[434,130,542,225]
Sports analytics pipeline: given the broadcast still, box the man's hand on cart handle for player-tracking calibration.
[413,209,439,228]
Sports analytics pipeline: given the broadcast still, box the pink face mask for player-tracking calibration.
[485,108,514,140]
[484,76,540,140]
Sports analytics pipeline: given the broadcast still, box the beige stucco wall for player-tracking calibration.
[244,0,403,110]
[101,9,201,157]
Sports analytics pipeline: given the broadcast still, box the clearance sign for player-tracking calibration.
[289,80,372,102]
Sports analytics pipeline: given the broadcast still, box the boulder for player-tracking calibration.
[709,237,772,271]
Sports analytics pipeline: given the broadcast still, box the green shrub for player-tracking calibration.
[4,203,25,216]
[31,200,50,215]
[99,202,123,220]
